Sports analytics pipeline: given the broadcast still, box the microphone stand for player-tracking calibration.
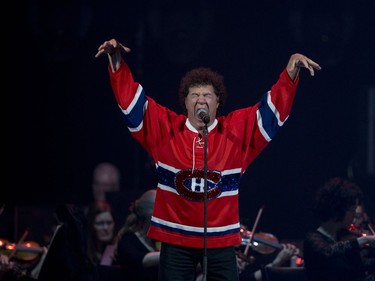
[202,123,209,281]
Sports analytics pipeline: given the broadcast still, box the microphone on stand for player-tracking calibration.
[196,108,210,281]
[196,108,210,124]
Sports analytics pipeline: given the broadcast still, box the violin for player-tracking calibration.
[235,227,280,265]
[238,226,303,256]
[239,206,283,256]
[236,206,302,266]
[240,228,282,255]
[0,237,46,279]
[0,239,45,262]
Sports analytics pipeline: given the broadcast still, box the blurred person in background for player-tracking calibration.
[303,177,375,281]
[86,201,118,267]
[237,243,300,281]
[89,162,128,228]
[92,162,121,204]
[114,189,160,281]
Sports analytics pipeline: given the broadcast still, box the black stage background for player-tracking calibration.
[3,0,375,243]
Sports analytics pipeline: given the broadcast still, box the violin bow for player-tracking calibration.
[8,228,29,260]
[368,223,375,235]
[244,205,264,256]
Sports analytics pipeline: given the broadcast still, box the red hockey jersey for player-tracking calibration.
[109,60,299,249]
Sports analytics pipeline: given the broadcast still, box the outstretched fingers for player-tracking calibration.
[296,57,321,76]
[117,42,131,53]
[287,53,321,80]
[95,39,131,58]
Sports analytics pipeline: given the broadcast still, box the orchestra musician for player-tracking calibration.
[350,204,375,278]
[86,201,118,266]
[350,204,375,237]
[114,189,160,281]
[235,225,301,281]
[303,177,375,281]
[0,240,46,281]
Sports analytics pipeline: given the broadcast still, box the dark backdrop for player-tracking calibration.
[3,0,375,242]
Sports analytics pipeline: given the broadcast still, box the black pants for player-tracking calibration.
[158,243,239,281]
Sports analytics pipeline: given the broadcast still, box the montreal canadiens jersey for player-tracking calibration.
[109,60,299,249]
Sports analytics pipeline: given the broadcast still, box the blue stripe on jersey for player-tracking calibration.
[258,91,283,140]
[157,165,241,192]
[219,172,241,192]
[122,87,147,130]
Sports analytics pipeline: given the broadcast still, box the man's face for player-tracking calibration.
[185,85,219,131]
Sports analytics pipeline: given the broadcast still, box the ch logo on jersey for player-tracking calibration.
[175,169,221,201]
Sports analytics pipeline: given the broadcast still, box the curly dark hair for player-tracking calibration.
[178,67,227,116]
[314,177,363,223]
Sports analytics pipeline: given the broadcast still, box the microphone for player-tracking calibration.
[196,108,210,124]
